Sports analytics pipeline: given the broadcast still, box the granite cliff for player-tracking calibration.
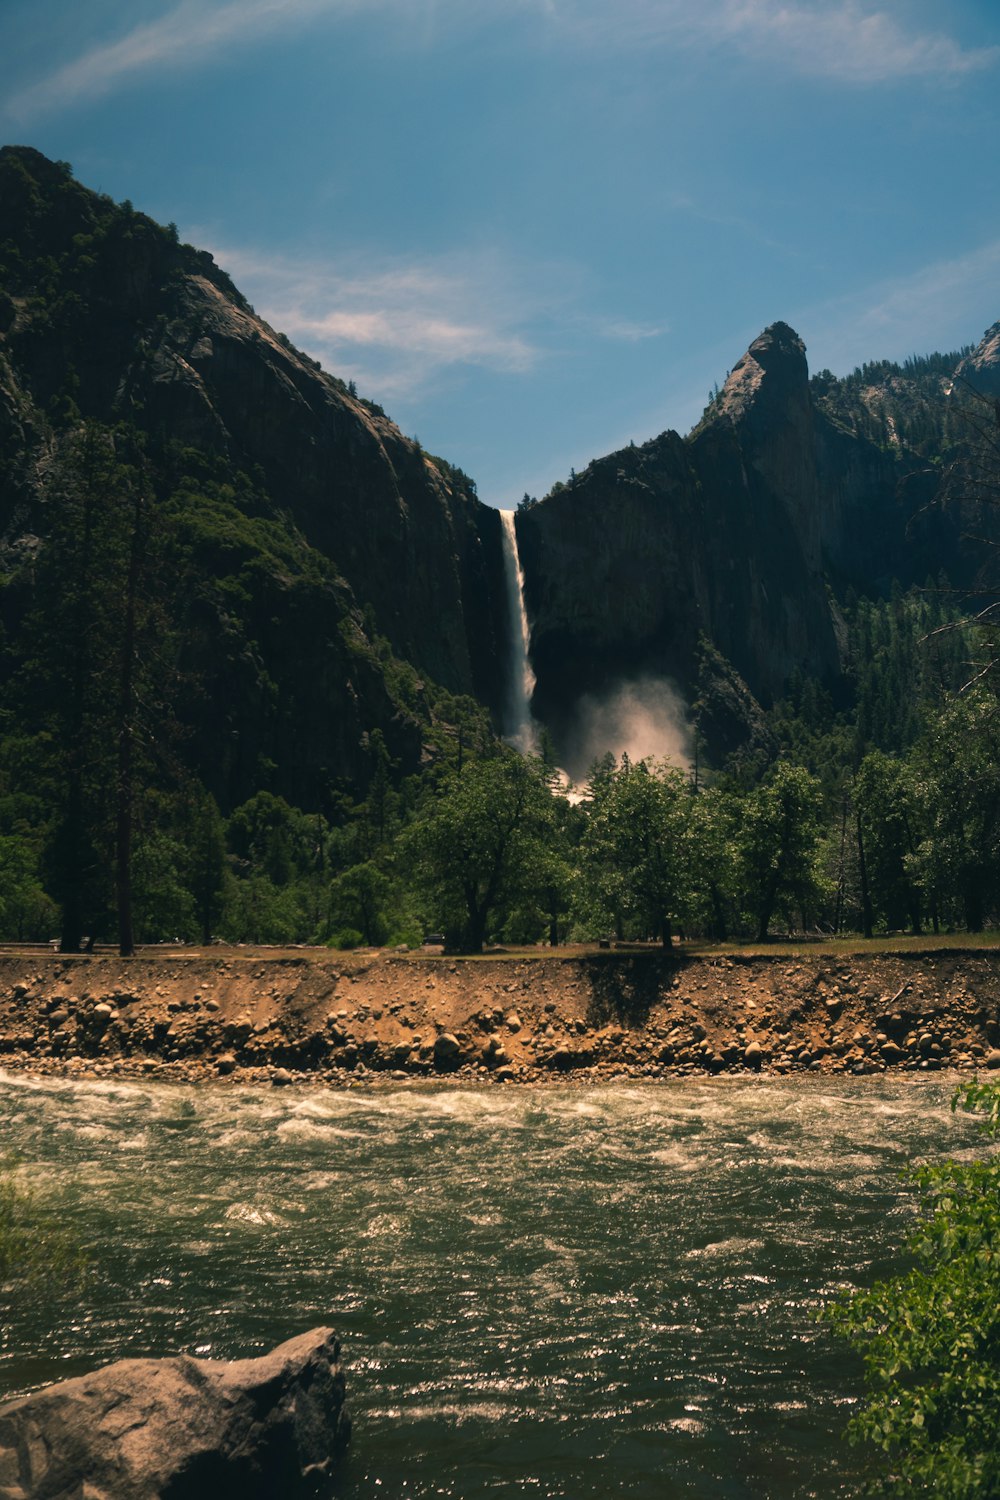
[955,321,1000,399]
[0,146,507,801]
[517,318,1000,760]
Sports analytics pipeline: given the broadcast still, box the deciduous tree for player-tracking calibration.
[404,752,555,952]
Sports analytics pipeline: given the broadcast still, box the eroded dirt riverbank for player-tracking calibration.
[2,944,999,1087]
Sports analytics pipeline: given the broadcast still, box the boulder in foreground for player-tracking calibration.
[0,1326,350,1499]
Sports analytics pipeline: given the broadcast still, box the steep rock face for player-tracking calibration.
[519,318,1000,757]
[712,322,822,573]
[133,270,505,702]
[0,147,507,738]
[518,324,842,747]
[0,1327,350,1499]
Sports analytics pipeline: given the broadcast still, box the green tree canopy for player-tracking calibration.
[855,750,923,934]
[580,756,690,946]
[736,760,826,940]
[403,752,556,952]
[908,690,1000,932]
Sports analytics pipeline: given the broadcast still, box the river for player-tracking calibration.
[0,1071,981,1497]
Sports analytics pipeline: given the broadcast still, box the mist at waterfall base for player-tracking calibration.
[499,511,691,781]
[557,675,692,783]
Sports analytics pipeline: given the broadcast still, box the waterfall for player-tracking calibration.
[499,510,539,755]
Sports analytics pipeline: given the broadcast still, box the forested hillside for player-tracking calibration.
[0,145,510,794]
[0,148,506,949]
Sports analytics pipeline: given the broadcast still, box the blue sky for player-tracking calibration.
[2,0,998,507]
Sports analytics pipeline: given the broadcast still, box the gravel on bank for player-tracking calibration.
[1,944,999,1089]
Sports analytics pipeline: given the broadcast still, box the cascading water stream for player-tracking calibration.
[499,510,539,754]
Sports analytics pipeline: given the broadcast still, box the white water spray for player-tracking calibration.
[499,510,539,755]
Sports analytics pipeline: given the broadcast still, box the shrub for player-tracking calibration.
[824,1080,1000,1497]
[329,927,364,951]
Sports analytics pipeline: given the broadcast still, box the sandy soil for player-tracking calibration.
[1,943,999,1088]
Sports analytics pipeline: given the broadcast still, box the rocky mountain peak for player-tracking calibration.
[955,321,1000,398]
[702,320,821,576]
[748,320,808,368]
[716,321,809,424]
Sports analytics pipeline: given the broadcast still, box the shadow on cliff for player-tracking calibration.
[584,953,686,1027]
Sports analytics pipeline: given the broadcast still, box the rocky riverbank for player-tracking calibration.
[1,945,999,1087]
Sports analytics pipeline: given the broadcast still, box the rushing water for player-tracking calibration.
[498,510,539,755]
[0,1072,982,1497]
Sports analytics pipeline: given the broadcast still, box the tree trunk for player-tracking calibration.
[58,781,86,954]
[709,882,727,942]
[59,454,99,955]
[464,884,487,954]
[116,490,143,958]
[756,872,779,942]
[856,809,874,939]
[833,793,848,935]
[464,915,486,954]
[964,881,984,933]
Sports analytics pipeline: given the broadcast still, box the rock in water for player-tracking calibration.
[0,1327,350,1499]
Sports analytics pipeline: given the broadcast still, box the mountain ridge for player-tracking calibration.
[0,145,511,803]
[2,145,998,786]
[518,313,999,761]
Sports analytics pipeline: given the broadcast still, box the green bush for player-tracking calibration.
[385,921,423,949]
[329,927,364,950]
[824,1080,1000,1497]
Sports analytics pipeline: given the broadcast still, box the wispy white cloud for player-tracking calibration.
[200,241,550,399]
[5,0,354,120]
[7,0,993,120]
[666,191,800,257]
[550,0,999,84]
[593,317,667,343]
[194,238,656,400]
[719,0,999,83]
[802,239,1000,373]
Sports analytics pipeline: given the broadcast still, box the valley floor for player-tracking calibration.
[1,940,999,1086]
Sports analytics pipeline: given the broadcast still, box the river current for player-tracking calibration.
[0,1072,982,1497]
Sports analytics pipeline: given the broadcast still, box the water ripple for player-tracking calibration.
[0,1071,979,1498]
